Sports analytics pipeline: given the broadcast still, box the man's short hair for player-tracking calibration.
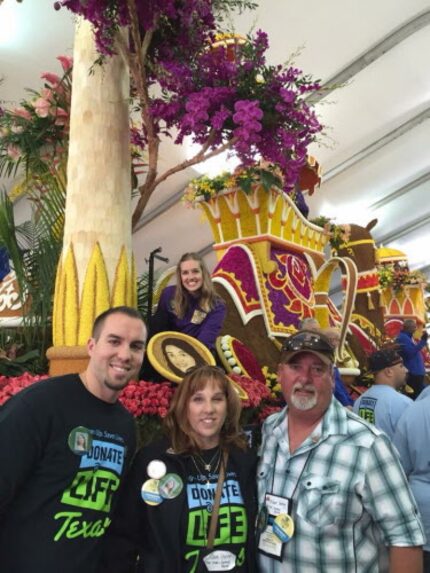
[92,306,144,340]
[280,330,335,366]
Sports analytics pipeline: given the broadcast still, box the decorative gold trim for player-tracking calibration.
[147,331,215,383]
[199,187,329,257]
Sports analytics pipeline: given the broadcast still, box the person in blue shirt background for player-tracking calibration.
[353,347,412,439]
[323,327,354,408]
[395,319,428,398]
[394,393,430,573]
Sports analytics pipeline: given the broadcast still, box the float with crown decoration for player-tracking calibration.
[186,158,363,374]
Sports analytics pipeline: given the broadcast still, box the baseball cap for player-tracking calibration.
[281,330,335,366]
[368,348,403,373]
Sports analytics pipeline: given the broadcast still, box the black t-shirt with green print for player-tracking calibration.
[184,447,250,573]
[97,439,258,573]
[0,374,136,573]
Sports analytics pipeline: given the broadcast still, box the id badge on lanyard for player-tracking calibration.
[257,493,295,561]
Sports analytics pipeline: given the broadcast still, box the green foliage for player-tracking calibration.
[0,178,65,373]
[135,416,164,449]
[310,215,331,229]
[0,346,40,376]
[213,0,258,20]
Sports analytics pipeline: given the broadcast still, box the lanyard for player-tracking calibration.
[268,442,314,503]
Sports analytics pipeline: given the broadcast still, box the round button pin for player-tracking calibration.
[158,473,184,500]
[273,513,295,543]
[141,479,164,506]
[147,459,167,480]
[68,426,92,456]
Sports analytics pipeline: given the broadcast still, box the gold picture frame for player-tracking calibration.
[147,331,215,383]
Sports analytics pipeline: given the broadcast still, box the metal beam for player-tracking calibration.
[370,170,430,211]
[133,188,185,232]
[307,9,430,105]
[376,213,430,245]
[322,106,430,181]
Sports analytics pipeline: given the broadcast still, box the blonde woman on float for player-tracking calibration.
[141,252,226,381]
[152,252,225,351]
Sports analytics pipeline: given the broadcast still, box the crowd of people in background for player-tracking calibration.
[0,251,429,572]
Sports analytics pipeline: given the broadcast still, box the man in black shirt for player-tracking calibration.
[0,306,146,573]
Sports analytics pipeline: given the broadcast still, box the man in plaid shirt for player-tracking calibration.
[257,331,425,573]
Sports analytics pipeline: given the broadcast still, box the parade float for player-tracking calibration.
[1,1,428,438]
[376,246,427,336]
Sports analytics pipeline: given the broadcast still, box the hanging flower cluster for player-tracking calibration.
[0,56,72,177]
[54,0,323,226]
[150,29,322,196]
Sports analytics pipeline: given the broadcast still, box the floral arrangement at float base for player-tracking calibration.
[377,264,427,293]
[53,0,324,227]
[0,371,281,445]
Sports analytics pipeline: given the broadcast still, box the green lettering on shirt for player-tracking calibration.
[53,511,111,541]
[186,505,247,547]
[61,469,119,512]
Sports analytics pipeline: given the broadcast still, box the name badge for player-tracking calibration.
[203,550,236,571]
[258,528,283,559]
[265,493,291,516]
[191,309,207,325]
[68,426,92,456]
[258,493,293,561]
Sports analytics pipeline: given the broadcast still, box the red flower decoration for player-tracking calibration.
[0,373,48,406]
[228,373,271,409]
[119,380,175,418]
[230,339,266,383]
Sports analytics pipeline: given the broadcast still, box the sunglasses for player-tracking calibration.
[281,331,334,355]
[184,364,226,376]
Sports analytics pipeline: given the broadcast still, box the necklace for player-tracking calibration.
[194,448,221,472]
[191,448,222,484]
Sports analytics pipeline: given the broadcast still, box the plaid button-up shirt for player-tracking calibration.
[257,398,425,573]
